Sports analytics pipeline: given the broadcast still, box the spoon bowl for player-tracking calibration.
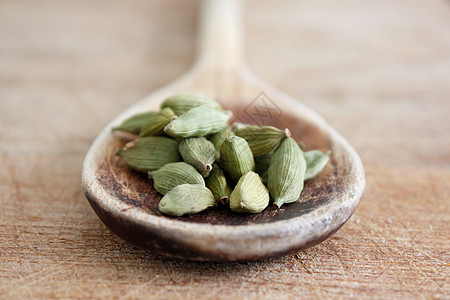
[82,0,364,261]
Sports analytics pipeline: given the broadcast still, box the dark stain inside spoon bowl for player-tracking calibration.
[96,106,348,226]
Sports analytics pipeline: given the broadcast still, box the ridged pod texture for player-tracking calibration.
[205,164,232,203]
[209,127,234,160]
[234,125,290,156]
[268,137,306,208]
[158,184,215,216]
[160,94,222,115]
[112,112,156,134]
[139,107,175,137]
[304,150,331,180]
[115,136,180,172]
[230,171,269,213]
[179,137,216,177]
[149,162,205,195]
[220,136,255,183]
[164,105,232,138]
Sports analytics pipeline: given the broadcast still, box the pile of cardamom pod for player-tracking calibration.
[112,94,330,217]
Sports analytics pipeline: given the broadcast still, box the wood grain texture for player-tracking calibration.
[0,0,448,298]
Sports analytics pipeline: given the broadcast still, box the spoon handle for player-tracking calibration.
[196,0,244,71]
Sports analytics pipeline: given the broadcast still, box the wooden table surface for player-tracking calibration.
[1,0,448,298]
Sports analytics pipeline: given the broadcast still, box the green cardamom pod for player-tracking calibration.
[112,111,156,134]
[149,162,205,195]
[230,171,269,213]
[164,105,232,138]
[304,150,331,180]
[179,137,216,177]
[160,94,222,115]
[268,137,306,208]
[205,164,232,204]
[139,107,176,137]
[234,125,290,156]
[158,184,215,216]
[220,135,255,183]
[209,126,234,160]
[115,136,180,172]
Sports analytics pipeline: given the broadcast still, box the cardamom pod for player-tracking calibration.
[160,94,222,115]
[209,126,234,160]
[139,107,176,137]
[115,136,180,172]
[304,150,331,180]
[205,163,232,204]
[164,105,232,138]
[112,111,156,134]
[179,137,216,177]
[229,171,269,213]
[268,137,306,208]
[158,184,215,216]
[149,162,205,195]
[220,135,255,183]
[234,125,290,156]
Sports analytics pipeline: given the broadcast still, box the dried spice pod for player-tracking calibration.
[164,105,232,138]
[234,125,290,156]
[229,171,269,213]
[179,137,216,177]
[115,136,180,172]
[140,107,176,137]
[268,137,306,208]
[149,162,205,195]
[304,150,331,180]
[160,94,222,115]
[112,112,156,134]
[209,126,234,160]
[220,135,255,183]
[158,184,215,216]
[205,164,232,204]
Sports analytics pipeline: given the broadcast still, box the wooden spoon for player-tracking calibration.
[82,0,365,261]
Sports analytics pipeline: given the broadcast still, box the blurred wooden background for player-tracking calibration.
[0,0,448,298]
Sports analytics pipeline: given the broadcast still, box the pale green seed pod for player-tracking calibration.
[268,137,306,208]
[160,94,222,115]
[179,137,216,177]
[230,171,269,213]
[234,125,290,156]
[164,105,232,138]
[220,135,255,183]
[209,126,234,160]
[149,162,205,195]
[205,164,232,204]
[139,107,175,137]
[304,150,331,180]
[112,111,156,134]
[115,136,180,172]
[158,184,215,216]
